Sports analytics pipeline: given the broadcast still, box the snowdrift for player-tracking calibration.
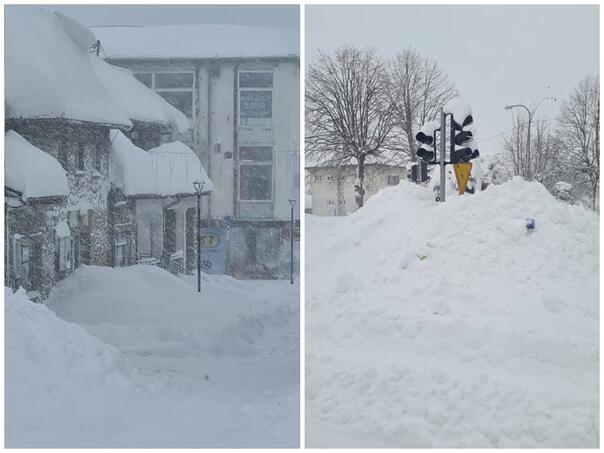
[306,177,598,447]
[48,265,298,358]
[5,287,149,445]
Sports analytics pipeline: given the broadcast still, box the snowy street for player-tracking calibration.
[6,266,299,447]
[305,178,599,447]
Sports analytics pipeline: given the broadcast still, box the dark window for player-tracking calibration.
[76,143,85,171]
[155,72,194,89]
[387,175,401,186]
[133,72,152,88]
[239,72,273,88]
[240,165,272,201]
[58,141,69,170]
[158,91,193,118]
[239,146,272,162]
[95,144,104,173]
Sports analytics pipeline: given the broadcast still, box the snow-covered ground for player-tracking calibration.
[6,265,299,447]
[306,177,599,448]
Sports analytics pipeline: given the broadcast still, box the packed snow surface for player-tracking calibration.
[4,130,69,199]
[5,7,131,127]
[93,24,299,59]
[306,177,598,447]
[7,265,298,447]
[5,287,149,445]
[109,130,213,196]
[92,58,190,133]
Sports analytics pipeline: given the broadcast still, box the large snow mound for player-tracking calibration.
[109,130,213,197]
[5,130,69,199]
[93,24,299,59]
[5,7,132,127]
[48,265,296,358]
[5,287,148,439]
[306,177,599,447]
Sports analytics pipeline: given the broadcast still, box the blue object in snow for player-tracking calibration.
[526,218,536,231]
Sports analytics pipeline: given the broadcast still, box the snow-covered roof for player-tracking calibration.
[5,130,69,200]
[109,130,213,197]
[92,24,299,60]
[5,7,132,128]
[91,57,190,133]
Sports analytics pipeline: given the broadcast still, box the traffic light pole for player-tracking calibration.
[439,108,446,202]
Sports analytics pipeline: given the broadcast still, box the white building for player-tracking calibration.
[306,163,407,216]
[94,24,300,278]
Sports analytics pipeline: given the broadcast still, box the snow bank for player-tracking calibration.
[5,287,149,445]
[5,7,131,127]
[5,130,68,199]
[306,177,599,447]
[92,58,190,133]
[109,130,213,196]
[93,24,299,59]
[48,265,296,359]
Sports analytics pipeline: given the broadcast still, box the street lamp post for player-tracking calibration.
[193,180,206,293]
[288,199,296,285]
[505,94,556,180]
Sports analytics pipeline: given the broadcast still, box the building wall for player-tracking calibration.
[107,57,300,222]
[6,120,115,295]
[308,164,407,216]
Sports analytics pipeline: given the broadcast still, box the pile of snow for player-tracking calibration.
[109,130,213,197]
[48,265,295,358]
[93,24,299,59]
[92,58,189,133]
[5,7,131,127]
[4,130,68,199]
[306,177,599,447]
[5,287,148,444]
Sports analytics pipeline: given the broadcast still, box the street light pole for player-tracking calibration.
[505,96,556,180]
[288,199,296,284]
[193,180,206,293]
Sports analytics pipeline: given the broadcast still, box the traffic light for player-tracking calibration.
[451,114,480,164]
[416,130,435,162]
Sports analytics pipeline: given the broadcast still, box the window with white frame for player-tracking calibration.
[13,238,32,289]
[58,236,72,272]
[114,231,129,267]
[239,146,273,201]
[238,71,273,127]
[133,71,195,119]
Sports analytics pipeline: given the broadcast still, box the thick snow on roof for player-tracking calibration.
[5,7,132,128]
[110,130,213,197]
[5,130,69,200]
[91,57,190,133]
[93,24,299,59]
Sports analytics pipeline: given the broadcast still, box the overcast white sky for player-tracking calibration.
[42,4,299,30]
[307,5,599,155]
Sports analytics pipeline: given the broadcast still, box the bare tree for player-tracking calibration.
[503,115,563,190]
[388,47,457,162]
[306,46,395,208]
[557,75,600,209]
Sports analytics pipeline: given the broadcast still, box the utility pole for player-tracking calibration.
[439,108,446,202]
[288,199,296,284]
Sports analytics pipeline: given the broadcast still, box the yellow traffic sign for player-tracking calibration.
[453,163,472,195]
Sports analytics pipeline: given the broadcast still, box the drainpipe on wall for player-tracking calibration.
[207,62,213,219]
[233,64,239,219]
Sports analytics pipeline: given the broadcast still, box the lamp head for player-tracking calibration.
[193,180,205,195]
